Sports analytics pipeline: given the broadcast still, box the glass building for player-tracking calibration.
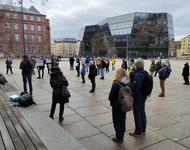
[78,12,174,58]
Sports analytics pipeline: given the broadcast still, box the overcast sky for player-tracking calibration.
[3,0,190,40]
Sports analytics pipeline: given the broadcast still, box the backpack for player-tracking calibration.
[18,92,36,107]
[118,86,133,112]
[0,74,7,85]
[141,71,153,97]
[165,67,172,78]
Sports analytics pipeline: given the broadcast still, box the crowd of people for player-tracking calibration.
[2,55,190,145]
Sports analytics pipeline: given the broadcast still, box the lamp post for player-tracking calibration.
[19,0,26,55]
[125,33,129,60]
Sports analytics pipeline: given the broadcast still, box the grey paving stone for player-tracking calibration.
[147,114,179,131]
[157,122,190,141]
[75,105,110,117]
[63,121,100,140]
[80,134,123,150]
[178,136,190,149]
[122,129,166,150]
[98,123,115,136]
[85,112,112,127]
[68,100,97,109]
[59,114,84,125]
[143,139,189,150]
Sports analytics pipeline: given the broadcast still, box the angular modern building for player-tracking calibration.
[78,12,174,58]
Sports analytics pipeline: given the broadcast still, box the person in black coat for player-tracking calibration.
[108,68,128,144]
[182,62,189,85]
[69,57,75,70]
[49,66,69,122]
[75,58,80,77]
[20,55,33,95]
[88,60,97,93]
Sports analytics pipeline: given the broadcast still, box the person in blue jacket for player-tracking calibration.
[81,61,86,83]
[129,58,147,137]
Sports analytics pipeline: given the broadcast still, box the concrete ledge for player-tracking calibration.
[18,106,87,150]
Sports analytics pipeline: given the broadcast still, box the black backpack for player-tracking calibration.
[18,92,36,107]
[141,71,153,97]
[0,74,7,85]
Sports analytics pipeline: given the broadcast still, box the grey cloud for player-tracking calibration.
[43,0,190,40]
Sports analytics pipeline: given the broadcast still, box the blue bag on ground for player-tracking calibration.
[10,95,20,102]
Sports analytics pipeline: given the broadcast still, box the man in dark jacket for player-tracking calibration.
[182,62,189,85]
[20,55,33,95]
[88,60,97,93]
[129,58,147,137]
[75,58,80,77]
[49,66,69,122]
[69,56,75,70]
[121,58,128,70]
[5,56,13,74]
[100,58,106,80]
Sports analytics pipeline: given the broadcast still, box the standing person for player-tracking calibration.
[111,57,116,70]
[69,56,75,70]
[128,58,135,75]
[182,62,189,85]
[88,60,97,93]
[154,60,162,77]
[108,68,128,144]
[149,60,156,77]
[158,62,171,97]
[96,57,101,75]
[46,58,52,74]
[121,58,128,70]
[81,61,86,83]
[5,56,13,74]
[100,58,106,80]
[105,58,110,73]
[19,55,33,95]
[37,56,46,79]
[128,58,148,137]
[30,56,36,75]
[49,66,69,122]
[85,56,90,72]
[75,58,80,77]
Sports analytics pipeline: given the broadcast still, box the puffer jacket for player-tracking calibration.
[50,71,68,102]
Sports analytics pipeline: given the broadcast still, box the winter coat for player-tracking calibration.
[129,69,147,103]
[50,71,68,103]
[6,59,12,67]
[108,80,124,106]
[182,63,189,76]
[150,63,156,72]
[75,60,80,71]
[158,67,167,80]
[20,58,33,75]
[88,64,97,79]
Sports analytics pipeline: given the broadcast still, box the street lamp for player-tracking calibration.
[19,0,26,55]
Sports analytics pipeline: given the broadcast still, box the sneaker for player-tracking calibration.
[112,137,123,144]
[37,77,41,79]
[89,90,95,93]
[59,117,64,122]
[129,132,142,137]
[49,115,54,120]
[158,94,165,97]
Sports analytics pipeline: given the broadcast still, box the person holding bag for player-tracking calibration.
[49,66,69,122]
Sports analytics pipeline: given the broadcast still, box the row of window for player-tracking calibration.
[5,13,42,22]
[12,23,42,32]
[5,33,43,43]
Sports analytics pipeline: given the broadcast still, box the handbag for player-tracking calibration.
[62,85,71,101]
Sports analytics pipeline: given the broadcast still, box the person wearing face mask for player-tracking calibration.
[108,68,129,144]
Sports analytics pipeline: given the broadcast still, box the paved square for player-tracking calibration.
[0,58,190,150]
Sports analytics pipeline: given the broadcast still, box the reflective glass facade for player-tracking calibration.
[79,12,174,57]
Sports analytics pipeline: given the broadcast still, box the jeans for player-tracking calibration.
[6,66,13,74]
[22,74,33,95]
[133,103,147,134]
[50,100,65,119]
[38,66,44,78]
[112,104,126,141]
[101,68,105,78]
[81,75,85,83]
[90,78,96,92]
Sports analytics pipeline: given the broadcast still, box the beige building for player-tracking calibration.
[51,38,77,57]
[177,35,190,56]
